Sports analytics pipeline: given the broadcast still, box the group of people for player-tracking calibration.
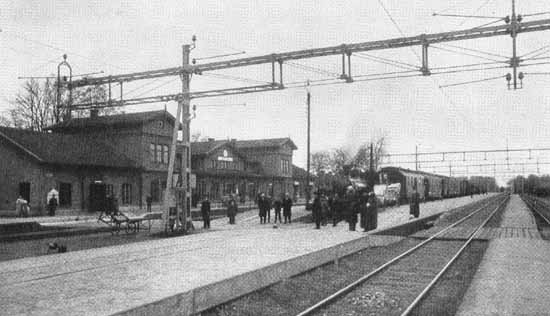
[257,193,293,224]
[311,187,379,232]
[199,192,294,229]
[14,187,59,217]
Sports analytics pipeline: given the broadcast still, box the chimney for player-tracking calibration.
[90,109,99,119]
[208,138,215,142]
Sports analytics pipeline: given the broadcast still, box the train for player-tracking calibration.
[377,167,494,203]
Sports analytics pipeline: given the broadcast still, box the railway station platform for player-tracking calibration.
[457,194,550,316]
[0,194,493,316]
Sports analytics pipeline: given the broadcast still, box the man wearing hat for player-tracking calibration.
[365,192,378,231]
[312,191,322,229]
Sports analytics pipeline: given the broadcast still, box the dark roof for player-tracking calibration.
[190,138,297,156]
[380,166,447,179]
[0,126,139,169]
[190,140,228,156]
[235,138,297,150]
[44,110,179,131]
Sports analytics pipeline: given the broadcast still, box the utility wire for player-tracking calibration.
[439,75,505,88]
[131,77,178,98]
[201,72,271,85]
[431,45,505,63]
[2,28,125,71]
[286,61,340,77]
[355,53,419,70]
[438,43,508,59]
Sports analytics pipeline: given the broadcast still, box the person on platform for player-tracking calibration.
[266,195,272,223]
[409,190,420,219]
[47,187,59,216]
[227,195,238,225]
[320,192,329,226]
[312,191,322,229]
[359,192,368,231]
[146,195,153,212]
[201,197,211,229]
[258,193,269,224]
[227,195,237,224]
[282,193,293,224]
[332,193,342,227]
[365,192,378,231]
[273,197,282,224]
[343,187,358,231]
[15,196,27,217]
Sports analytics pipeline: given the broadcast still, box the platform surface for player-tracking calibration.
[456,238,550,316]
[0,194,493,316]
[457,194,549,316]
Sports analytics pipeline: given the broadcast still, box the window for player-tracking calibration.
[59,183,72,206]
[121,183,132,205]
[150,143,156,162]
[106,184,114,197]
[156,144,162,163]
[163,145,169,164]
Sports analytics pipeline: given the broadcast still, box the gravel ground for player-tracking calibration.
[201,238,422,316]
[408,241,489,316]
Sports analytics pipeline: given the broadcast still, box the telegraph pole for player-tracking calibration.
[306,81,311,205]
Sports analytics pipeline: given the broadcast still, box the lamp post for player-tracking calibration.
[306,80,311,206]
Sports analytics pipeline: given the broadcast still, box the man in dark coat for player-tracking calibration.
[343,187,358,231]
[312,191,322,229]
[201,197,211,229]
[359,192,368,230]
[258,193,269,224]
[227,195,237,224]
[146,195,153,212]
[410,190,420,219]
[365,192,378,231]
[282,193,293,223]
[332,193,342,227]
[273,197,282,224]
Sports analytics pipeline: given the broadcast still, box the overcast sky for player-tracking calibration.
[2,0,550,185]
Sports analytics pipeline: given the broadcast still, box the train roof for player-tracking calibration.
[380,166,450,179]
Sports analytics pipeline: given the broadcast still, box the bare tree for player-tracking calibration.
[1,79,121,131]
[310,151,331,175]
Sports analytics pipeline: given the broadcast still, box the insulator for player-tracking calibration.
[517,15,523,22]
[504,16,511,24]
[518,72,524,80]
[506,73,512,82]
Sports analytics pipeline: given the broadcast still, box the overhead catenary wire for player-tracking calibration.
[201,72,271,85]
[439,74,505,88]
[354,53,419,71]
[438,43,508,59]
[285,61,341,77]
[431,45,506,63]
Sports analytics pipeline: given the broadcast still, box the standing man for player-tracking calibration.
[312,191,322,229]
[332,193,342,227]
[359,192,368,231]
[344,187,358,231]
[258,193,268,224]
[365,192,378,231]
[282,193,293,224]
[266,195,272,223]
[273,196,282,224]
[47,187,59,217]
[146,195,153,212]
[201,197,211,229]
[227,195,237,225]
[410,190,420,219]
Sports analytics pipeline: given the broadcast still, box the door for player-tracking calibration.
[89,182,106,213]
[19,182,30,202]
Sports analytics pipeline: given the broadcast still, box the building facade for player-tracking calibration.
[0,110,304,215]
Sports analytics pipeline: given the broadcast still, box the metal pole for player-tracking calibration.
[182,45,192,232]
[415,145,418,171]
[511,0,519,89]
[369,143,374,190]
[306,82,311,204]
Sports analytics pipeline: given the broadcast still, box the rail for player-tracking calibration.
[295,193,508,316]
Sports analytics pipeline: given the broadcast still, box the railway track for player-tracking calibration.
[521,195,550,239]
[296,193,509,316]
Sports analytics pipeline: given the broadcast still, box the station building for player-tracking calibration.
[0,110,303,215]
